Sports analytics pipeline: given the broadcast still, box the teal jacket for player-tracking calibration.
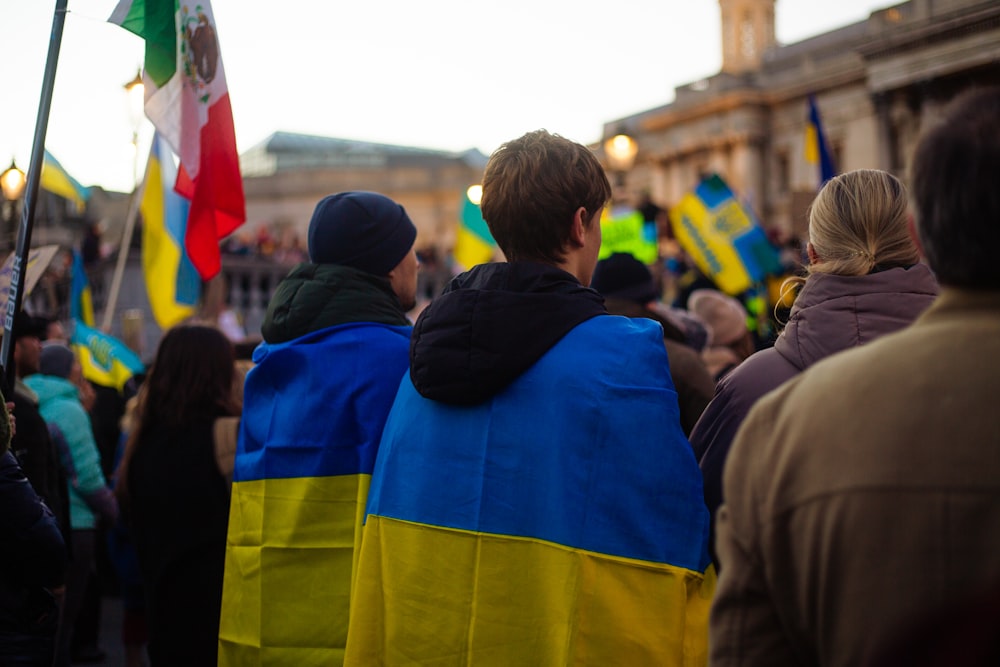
[24,375,109,530]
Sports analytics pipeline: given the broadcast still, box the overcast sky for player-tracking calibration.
[3,0,897,193]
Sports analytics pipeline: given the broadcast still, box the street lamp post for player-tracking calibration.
[0,159,26,253]
[124,69,145,185]
[604,128,638,190]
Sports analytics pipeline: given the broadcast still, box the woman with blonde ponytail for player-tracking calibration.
[689,169,939,566]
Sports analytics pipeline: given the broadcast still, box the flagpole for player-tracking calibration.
[0,0,69,393]
[101,176,145,332]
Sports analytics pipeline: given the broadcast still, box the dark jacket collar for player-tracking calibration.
[261,263,409,344]
[410,262,606,405]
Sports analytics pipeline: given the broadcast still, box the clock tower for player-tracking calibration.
[719,0,776,74]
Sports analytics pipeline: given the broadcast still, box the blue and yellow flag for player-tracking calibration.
[452,187,496,270]
[42,151,90,214]
[669,174,781,295]
[141,135,200,329]
[805,94,836,186]
[69,253,143,390]
[70,249,95,326]
[345,316,715,665]
[70,321,145,392]
[220,322,412,665]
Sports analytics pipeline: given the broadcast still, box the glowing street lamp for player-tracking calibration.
[604,128,638,188]
[1,159,26,251]
[1,159,26,202]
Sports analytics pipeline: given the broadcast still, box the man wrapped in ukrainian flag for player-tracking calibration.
[219,192,419,665]
[345,131,715,666]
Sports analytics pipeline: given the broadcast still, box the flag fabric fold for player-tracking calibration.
[452,190,496,270]
[805,94,837,186]
[345,316,715,665]
[69,255,144,391]
[42,151,90,214]
[70,249,95,327]
[141,134,200,329]
[110,0,245,279]
[669,174,781,296]
[70,321,145,392]
[219,322,412,665]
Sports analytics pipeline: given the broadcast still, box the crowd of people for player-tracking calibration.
[1,85,998,666]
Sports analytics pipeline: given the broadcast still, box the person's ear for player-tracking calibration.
[806,242,820,265]
[568,207,588,248]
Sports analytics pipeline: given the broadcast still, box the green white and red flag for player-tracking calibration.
[109,0,245,279]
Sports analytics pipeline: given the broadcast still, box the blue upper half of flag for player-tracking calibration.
[233,321,412,483]
[367,315,711,572]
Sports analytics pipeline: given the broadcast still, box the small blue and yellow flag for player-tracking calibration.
[452,187,496,270]
[669,174,781,295]
[70,321,145,392]
[69,249,95,327]
[805,94,837,186]
[42,151,90,214]
[141,135,200,329]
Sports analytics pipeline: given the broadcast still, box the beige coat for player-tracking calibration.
[710,288,1000,667]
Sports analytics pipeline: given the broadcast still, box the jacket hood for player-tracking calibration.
[261,262,410,344]
[23,374,78,405]
[774,264,939,371]
[410,262,606,405]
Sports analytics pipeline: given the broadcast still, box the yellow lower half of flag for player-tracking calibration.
[219,474,371,666]
[345,515,715,666]
[804,124,820,164]
[453,226,495,270]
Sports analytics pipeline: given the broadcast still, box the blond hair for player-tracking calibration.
[806,169,919,277]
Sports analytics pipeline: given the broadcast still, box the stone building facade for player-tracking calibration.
[604,0,1000,239]
[239,132,488,253]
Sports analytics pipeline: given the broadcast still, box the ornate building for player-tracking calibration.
[604,0,1000,239]
[239,132,488,253]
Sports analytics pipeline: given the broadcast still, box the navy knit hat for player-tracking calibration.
[591,253,659,304]
[39,343,76,379]
[307,191,417,275]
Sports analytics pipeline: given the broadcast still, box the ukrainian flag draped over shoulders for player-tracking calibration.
[220,321,411,666]
[346,316,715,665]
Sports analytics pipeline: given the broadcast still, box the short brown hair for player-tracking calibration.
[480,130,611,264]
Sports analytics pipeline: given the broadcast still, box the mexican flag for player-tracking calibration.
[109,0,245,279]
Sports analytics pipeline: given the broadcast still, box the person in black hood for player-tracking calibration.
[345,130,715,665]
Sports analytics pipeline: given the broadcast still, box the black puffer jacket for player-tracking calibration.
[410,262,606,405]
[0,451,65,660]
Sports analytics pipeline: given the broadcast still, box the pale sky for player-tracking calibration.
[4,0,897,194]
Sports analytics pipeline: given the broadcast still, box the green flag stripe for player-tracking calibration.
[115,0,177,87]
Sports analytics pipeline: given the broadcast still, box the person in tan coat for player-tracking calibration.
[709,86,1000,667]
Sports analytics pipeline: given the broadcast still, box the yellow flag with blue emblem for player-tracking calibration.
[69,251,144,390]
[669,174,781,295]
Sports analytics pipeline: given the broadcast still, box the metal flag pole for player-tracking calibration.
[0,0,69,394]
